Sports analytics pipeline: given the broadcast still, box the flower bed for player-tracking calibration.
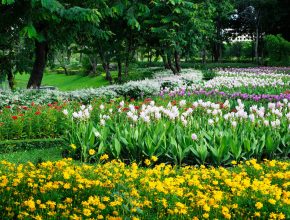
[0,69,202,107]
[0,159,289,219]
[0,103,67,140]
[61,98,290,165]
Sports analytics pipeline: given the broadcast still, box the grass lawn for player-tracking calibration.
[14,67,157,91]
[0,147,63,164]
[15,72,110,91]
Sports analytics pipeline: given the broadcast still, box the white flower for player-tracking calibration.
[84,109,90,118]
[223,100,230,108]
[100,104,105,110]
[249,114,255,122]
[72,112,79,118]
[63,109,69,115]
[268,103,275,110]
[231,121,237,128]
[100,119,105,126]
[80,105,86,110]
[208,119,214,125]
[179,100,186,107]
[132,115,138,122]
[94,131,100,137]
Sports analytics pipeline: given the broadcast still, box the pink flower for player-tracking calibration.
[191,133,197,141]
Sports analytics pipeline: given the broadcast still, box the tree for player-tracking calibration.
[1,0,104,88]
[144,0,215,74]
[210,0,234,62]
[230,0,278,63]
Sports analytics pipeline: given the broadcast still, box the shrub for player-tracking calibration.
[0,138,65,153]
[202,69,217,80]
[265,34,290,66]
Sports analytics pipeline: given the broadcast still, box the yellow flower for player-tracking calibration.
[254,212,261,217]
[255,202,263,209]
[89,149,96,156]
[70,144,76,150]
[83,208,91,217]
[100,154,109,161]
[203,204,210,212]
[231,160,237,165]
[65,198,73,204]
[203,213,209,219]
[144,159,151,166]
[151,156,158,162]
[268,199,276,205]
[63,183,71,189]
[278,213,285,220]
[232,204,238,209]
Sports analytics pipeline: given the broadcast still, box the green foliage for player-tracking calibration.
[0,147,63,163]
[202,69,217,80]
[0,138,65,153]
[265,34,290,66]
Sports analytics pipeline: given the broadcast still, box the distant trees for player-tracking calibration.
[1,0,289,89]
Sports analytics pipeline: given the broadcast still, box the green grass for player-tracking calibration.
[15,66,157,91]
[15,71,110,91]
[0,147,63,164]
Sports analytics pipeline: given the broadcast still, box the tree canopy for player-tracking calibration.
[1,0,289,89]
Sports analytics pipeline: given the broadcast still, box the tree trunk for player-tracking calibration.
[7,70,14,90]
[251,38,255,62]
[255,10,261,64]
[99,50,112,83]
[124,59,129,77]
[213,43,219,62]
[255,27,259,64]
[161,54,170,69]
[27,40,48,89]
[161,50,170,69]
[117,58,122,83]
[174,50,181,73]
[167,54,178,75]
[67,48,71,63]
[63,66,68,75]
[213,15,222,62]
[202,48,206,64]
[102,62,112,83]
[88,56,98,75]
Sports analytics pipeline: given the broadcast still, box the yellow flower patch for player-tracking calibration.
[0,159,289,219]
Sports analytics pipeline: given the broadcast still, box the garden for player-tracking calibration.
[1,0,290,219]
[0,67,289,219]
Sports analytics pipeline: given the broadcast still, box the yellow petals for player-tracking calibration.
[89,149,96,156]
[70,144,77,150]
[100,154,109,161]
[255,202,263,209]
[151,156,158,162]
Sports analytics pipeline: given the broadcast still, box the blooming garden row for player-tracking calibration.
[0,67,289,219]
[0,158,289,219]
[0,67,289,107]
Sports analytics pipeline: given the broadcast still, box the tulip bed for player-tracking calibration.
[60,98,290,165]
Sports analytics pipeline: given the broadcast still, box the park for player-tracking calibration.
[0,0,289,219]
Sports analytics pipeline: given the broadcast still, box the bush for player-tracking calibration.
[0,138,65,153]
[202,69,216,80]
[265,34,290,66]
